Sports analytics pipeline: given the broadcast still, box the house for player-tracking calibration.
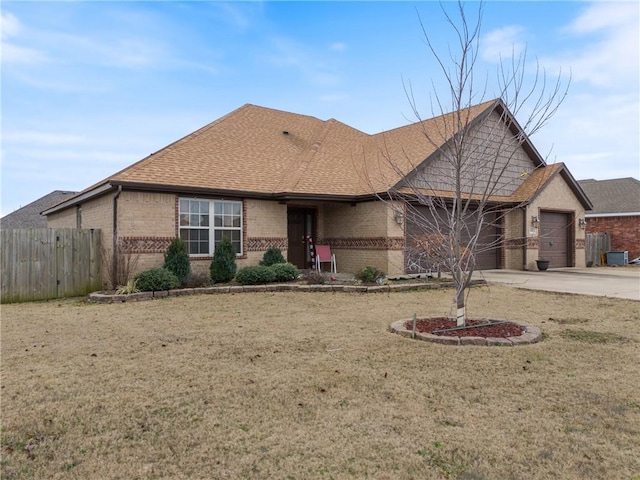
[43,99,592,281]
[1,190,77,229]
[578,178,640,261]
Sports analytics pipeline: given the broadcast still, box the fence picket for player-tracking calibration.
[585,233,611,267]
[1,228,102,303]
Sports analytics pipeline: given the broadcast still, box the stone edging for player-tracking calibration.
[88,281,488,304]
[389,318,542,346]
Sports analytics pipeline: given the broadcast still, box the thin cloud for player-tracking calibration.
[480,25,525,62]
[546,2,639,88]
[1,11,48,65]
[2,131,89,146]
[1,11,21,39]
[263,36,342,87]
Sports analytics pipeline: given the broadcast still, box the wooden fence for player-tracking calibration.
[1,228,102,303]
[585,232,611,267]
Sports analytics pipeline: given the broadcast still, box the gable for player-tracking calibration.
[402,109,538,197]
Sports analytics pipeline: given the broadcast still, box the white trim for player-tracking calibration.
[585,212,640,218]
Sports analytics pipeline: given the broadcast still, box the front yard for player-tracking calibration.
[1,286,639,479]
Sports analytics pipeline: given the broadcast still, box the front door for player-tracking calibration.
[287,207,316,269]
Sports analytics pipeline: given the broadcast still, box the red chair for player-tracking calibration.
[315,245,336,273]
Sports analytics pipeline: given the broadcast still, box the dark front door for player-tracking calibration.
[287,208,316,269]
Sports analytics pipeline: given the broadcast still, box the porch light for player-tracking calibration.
[395,211,404,225]
[531,215,539,228]
[578,218,586,229]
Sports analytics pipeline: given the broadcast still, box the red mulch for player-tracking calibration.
[406,317,525,338]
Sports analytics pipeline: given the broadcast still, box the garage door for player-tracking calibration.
[406,206,500,272]
[539,211,571,268]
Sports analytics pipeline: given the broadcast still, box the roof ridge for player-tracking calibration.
[275,119,336,193]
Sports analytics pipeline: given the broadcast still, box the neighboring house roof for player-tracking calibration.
[1,191,77,229]
[578,178,640,216]
[43,99,591,215]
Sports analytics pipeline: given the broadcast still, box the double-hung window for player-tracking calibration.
[179,198,242,256]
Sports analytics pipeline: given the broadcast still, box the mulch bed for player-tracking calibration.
[406,317,525,338]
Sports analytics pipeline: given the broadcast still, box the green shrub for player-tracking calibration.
[269,262,299,282]
[210,237,237,283]
[135,267,180,292]
[163,237,191,283]
[356,266,385,284]
[235,265,276,285]
[303,269,325,285]
[260,246,286,267]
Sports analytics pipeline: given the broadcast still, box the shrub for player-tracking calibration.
[135,267,180,292]
[269,262,299,282]
[235,265,276,285]
[163,237,191,283]
[356,266,385,284]
[210,237,237,283]
[303,269,325,285]
[181,273,211,288]
[102,242,140,290]
[260,246,286,267]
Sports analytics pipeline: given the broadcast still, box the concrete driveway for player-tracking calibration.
[473,267,640,300]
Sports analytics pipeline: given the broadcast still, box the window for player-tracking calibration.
[179,198,242,256]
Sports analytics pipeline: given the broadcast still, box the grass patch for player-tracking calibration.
[560,329,631,344]
[417,441,471,478]
[2,287,639,479]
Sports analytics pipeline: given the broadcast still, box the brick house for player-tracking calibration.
[578,178,640,261]
[43,99,592,281]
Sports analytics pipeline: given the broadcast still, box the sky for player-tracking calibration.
[1,1,639,217]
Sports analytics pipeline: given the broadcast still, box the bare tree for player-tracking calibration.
[373,1,569,326]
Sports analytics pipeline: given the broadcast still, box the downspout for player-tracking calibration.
[522,206,528,270]
[112,185,123,285]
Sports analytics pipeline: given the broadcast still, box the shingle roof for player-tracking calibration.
[70,100,497,199]
[43,99,590,214]
[578,178,640,215]
[1,191,77,229]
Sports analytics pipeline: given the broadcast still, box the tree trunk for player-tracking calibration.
[456,284,466,326]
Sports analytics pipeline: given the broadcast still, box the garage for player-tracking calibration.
[539,211,572,268]
[406,206,501,272]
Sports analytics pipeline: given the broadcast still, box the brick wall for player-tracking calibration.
[118,191,175,237]
[586,216,640,261]
[322,201,405,275]
[47,208,78,229]
[503,207,524,269]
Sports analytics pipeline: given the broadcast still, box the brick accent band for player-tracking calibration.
[505,238,526,249]
[120,236,173,254]
[526,237,539,249]
[246,237,288,252]
[321,237,405,250]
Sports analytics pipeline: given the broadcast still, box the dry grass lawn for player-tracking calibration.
[1,286,639,479]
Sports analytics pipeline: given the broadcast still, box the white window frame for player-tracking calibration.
[179,198,243,257]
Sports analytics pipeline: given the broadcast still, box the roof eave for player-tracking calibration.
[41,182,115,216]
[108,180,379,203]
[586,211,640,218]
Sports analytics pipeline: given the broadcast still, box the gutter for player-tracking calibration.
[112,185,123,284]
[522,205,528,270]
